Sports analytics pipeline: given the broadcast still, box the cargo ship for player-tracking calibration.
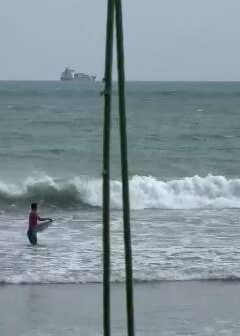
[60,67,96,82]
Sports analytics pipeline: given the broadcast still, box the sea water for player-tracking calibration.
[0,81,240,284]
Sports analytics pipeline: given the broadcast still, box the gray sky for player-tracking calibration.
[1,0,240,80]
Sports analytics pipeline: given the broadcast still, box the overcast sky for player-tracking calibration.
[1,0,240,81]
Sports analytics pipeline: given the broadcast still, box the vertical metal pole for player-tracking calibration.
[115,1,135,335]
[102,1,114,336]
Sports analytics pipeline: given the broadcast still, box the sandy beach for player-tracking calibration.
[1,281,240,336]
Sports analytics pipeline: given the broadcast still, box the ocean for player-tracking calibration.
[1,81,240,335]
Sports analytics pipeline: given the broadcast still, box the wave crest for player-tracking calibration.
[0,174,240,209]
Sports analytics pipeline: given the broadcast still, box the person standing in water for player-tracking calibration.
[27,203,52,245]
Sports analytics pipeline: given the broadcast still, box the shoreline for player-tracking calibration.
[2,278,240,286]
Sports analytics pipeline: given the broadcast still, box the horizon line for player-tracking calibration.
[1,79,240,83]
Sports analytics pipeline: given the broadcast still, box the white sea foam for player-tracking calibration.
[0,174,240,210]
[1,199,240,284]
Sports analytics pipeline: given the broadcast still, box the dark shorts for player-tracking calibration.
[27,229,37,245]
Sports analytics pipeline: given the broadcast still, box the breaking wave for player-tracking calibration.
[1,174,240,210]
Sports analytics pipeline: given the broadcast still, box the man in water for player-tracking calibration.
[27,203,52,245]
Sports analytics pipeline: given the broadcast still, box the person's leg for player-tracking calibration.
[27,229,37,245]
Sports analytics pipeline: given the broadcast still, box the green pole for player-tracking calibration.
[102,0,114,335]
[115,1,135,335]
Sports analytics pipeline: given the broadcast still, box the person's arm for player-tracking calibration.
[37,215,52,222]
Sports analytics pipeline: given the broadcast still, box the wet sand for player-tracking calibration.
[1,281,240,336]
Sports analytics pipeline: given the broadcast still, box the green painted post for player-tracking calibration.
[115,1,135,336]
[102,0,115,335]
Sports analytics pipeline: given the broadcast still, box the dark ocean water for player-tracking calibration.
[0,81,240,284]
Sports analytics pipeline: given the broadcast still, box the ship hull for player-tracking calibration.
[60,78,96,82]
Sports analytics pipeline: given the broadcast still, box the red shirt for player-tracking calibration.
[29,211,39,230]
